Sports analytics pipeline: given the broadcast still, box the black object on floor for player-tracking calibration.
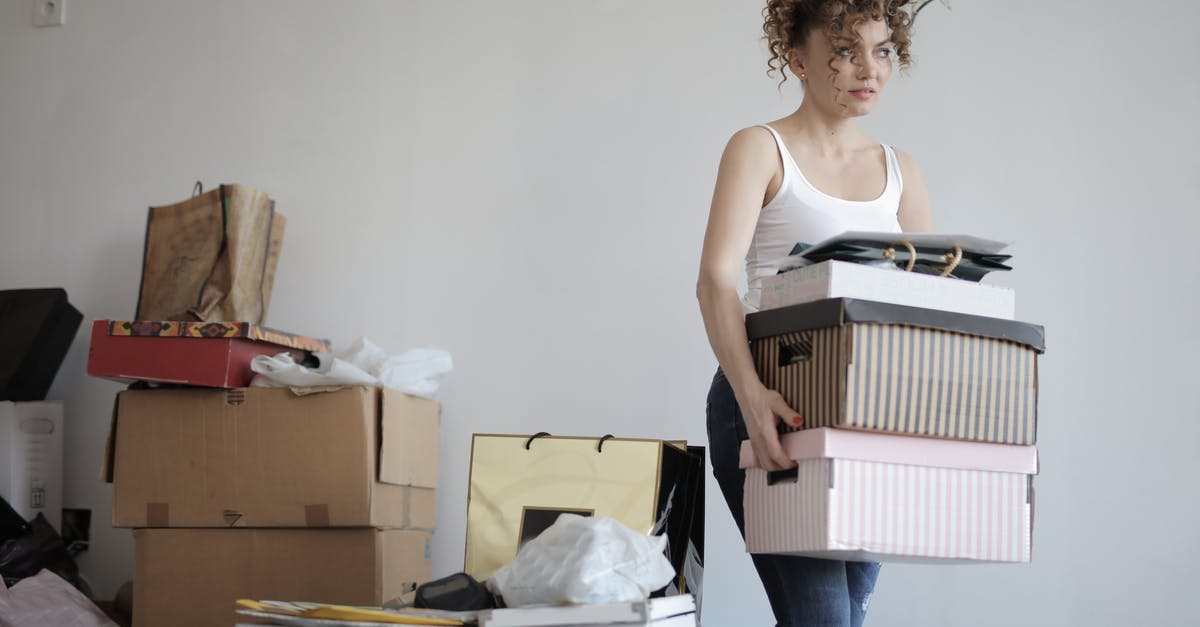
[0,288,83,401]
[414,572,498,611]
[0,512,85,594]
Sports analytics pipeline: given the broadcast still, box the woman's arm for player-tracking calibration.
[895,149,934,232]
[697,127,801,471]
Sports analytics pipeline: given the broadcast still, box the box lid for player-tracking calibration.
[103,320,330,352]
[739,428,1038,474]
[745,297,1045,351]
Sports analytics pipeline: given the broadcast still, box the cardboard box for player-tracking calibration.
[0,401,63,531]
[748,298,1045,445]
[0,288,83,402]
[106,386,438,528]
[758,260,1016,319]
[134,528,432,627]
[740,428,1037,563]
[86,319,331,388]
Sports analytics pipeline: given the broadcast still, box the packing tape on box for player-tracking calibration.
[305,504,331,527]
[146,502,169,527]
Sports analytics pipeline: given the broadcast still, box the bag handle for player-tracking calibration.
[934,244,963,277]
[522,432,618,453]
[883,240,965,277]
[524,432,551,449]
[881,239,917,272]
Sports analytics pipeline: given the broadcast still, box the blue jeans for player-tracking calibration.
[706,369,881,627]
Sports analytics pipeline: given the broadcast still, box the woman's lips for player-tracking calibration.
[849,88,876,101]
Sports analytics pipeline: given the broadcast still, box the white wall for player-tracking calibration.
[2,1,1197,625]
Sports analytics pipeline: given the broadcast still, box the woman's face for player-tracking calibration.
[790,18,895,117]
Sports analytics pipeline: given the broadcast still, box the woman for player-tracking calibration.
[696,1,933,625]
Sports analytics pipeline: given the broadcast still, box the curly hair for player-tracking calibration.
[763,0,916,85]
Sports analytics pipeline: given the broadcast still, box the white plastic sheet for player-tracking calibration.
[487,515,676,608]
[250,337,452,399]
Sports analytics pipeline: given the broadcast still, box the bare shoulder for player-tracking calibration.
[890,146,934,231]
[891,146,925,176]
[724,125,778,161]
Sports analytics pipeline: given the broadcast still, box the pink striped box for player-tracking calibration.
[739,428,1037,563]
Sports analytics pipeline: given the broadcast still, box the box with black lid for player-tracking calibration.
[746,298,1044,445]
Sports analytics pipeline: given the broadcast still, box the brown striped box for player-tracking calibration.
[747,298,1045,445]
[739,428,1037,563]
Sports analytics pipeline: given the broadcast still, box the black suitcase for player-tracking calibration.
[0,288,83,401]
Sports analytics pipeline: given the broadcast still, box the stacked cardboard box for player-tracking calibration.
[740,260,1043,563]
[97,376,441,625]
[86,188,441,625]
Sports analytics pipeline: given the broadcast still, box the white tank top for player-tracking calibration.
[743,124,904,311]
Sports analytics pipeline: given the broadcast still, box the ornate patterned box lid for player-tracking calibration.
[105,320,331,353]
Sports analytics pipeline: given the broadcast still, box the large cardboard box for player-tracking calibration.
[758,260,1016,319]
[134,528,432,627]
[87,319,331,388]
[740,428,1037,563]
[106,386,438,528]
[748,298,1045,445]
[0,401,63,531]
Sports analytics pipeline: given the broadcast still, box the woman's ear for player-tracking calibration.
[786,48,806,80]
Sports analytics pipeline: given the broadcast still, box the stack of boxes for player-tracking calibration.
[739,257,1043,563]
[86,188,441,626]
[92,381,441,626]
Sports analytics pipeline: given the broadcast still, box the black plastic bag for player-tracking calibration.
[0,512,84,594]
[414,573,498,611]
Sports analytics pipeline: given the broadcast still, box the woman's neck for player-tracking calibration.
[783,98,868,158]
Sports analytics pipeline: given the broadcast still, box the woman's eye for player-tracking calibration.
[876,48,894,59]
[836,47,853,57]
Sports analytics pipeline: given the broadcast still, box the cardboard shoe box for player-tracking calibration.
[748,298,1045,445]
[758,260,1017,319]
[106,386,438,528]
[134,527,432,627]
[0,401,63,531]
[87,319,331,388]
[740,428,1037,563]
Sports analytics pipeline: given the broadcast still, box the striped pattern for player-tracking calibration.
[745,459,1031,562]
[752,327,847,431]
[752,322,1038,444]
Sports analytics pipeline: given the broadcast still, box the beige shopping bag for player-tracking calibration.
[135,183,285,324]
[464,433,702,596]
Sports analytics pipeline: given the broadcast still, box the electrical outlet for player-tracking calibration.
[33,0,65,27]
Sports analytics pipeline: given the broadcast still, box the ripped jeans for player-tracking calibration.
[706,368,881,627]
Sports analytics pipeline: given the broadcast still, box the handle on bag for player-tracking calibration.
[881,239,917,272]
[934,244,963,277]
[524,432,551,450]
[596,434,614,453]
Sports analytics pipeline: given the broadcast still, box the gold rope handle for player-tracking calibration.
[881,239,917,272]
[934,244,963,277]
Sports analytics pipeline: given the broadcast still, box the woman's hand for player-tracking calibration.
[738,383,802,471]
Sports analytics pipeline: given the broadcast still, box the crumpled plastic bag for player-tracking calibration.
[487,515,675,607]
[0,569,116,627]
[250,337,452,399]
